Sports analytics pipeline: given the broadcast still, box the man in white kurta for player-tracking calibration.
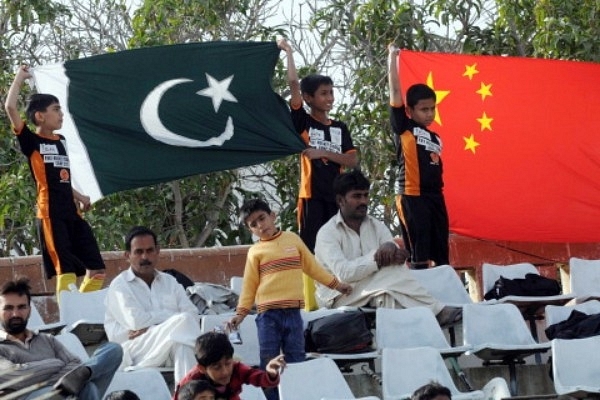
[314,170,461,325]
[104,226,200,382]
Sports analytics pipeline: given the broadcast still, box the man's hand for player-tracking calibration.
[265,355,286,378]
[336,282,353,295]
[393,247,410,265]
[374,242,398,268]
[128,327,148,340]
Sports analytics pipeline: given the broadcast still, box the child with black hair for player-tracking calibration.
[178,380,217,400]
[105,390,141,400]
[277,38,358,254]
[411,382,452,400]
[387,44,450,270]
[172,332,285,400]
[229,198,352,400]
[4,65,105,296]
[277,38,359,312]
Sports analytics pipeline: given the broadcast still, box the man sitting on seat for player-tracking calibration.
[0,278,122,399]
[314,169,461,326]
[105,225,201,381]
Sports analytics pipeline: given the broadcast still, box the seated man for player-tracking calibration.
[105,226,201,381]
[0,278,122,399]
[314,169,461,326]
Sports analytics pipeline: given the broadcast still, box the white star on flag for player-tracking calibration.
[197,74,238,112]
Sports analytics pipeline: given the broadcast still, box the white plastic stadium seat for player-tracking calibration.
[551,335,600,398]
[410,265,473,307]
[59,288,108,345]
[462,303,550,395]
[569,257,600,303]
[27,302,65,334]
[381,347,497,400]
[375,307,470,358]
[278,357,380,400]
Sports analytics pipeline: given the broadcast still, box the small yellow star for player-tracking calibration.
[476,82,493,101]
[425,72,450,126]
[464,134,480,154]
[476,112,494,131]
[463,63,479,80]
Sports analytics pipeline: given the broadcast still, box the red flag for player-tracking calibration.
[398,50,600,242]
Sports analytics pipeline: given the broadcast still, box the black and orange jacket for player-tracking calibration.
[13,123,78,219]
[390,105,444,196]
[290,103,356,202]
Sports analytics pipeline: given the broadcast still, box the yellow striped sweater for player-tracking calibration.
[236,230,340,315]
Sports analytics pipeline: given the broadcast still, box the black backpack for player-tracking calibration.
[304,311,373,353]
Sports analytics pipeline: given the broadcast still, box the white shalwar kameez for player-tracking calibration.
[105,268,200,381]
[314,211,444,314]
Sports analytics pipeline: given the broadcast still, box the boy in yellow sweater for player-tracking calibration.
[230,199,351,398]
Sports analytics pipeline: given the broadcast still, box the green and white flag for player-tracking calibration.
[32,41,304,202]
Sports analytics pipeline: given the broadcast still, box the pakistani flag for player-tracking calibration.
[32,41,305,202]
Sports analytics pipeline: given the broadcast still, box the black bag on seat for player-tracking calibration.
[545,310,600,340]
[484,273,561,300]
[305,311,373,353]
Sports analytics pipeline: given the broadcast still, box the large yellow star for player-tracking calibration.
[463,63,479,80]
[476,82,493,101]
[464,134,480,154]
[425,72,450,126]
[476,112,493,131]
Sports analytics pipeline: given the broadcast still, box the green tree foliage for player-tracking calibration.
[533,0,600,62]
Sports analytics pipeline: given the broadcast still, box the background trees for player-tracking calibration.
[1,0,598,255]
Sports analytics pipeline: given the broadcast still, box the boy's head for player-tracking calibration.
[178,380,217,400]
[300,74,334,113]
[405,83,436,127]
[300,74,333,96]
[239,199,277,240]
[194,332,235,386]
[411,382,452,400]
[105,390,141,400]
[25,93,62,128]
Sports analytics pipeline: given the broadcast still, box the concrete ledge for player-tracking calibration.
[0,246,251,295]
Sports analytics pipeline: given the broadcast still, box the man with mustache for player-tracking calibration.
[0,278,122,399]
[105,226,201,382]
[314,169,461,326]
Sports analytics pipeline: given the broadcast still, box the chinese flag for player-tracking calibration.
[398,50,600,242]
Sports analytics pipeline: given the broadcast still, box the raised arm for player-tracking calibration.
[4,65,31,128]
[277,38,302,109]
[387,44,403,107]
